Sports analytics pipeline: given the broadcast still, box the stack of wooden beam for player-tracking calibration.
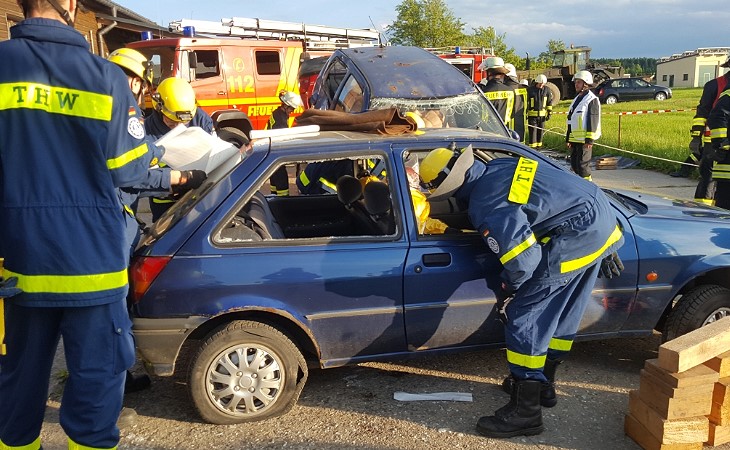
[624,318,730,449]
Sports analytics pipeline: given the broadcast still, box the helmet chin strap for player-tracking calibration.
[45,0,74,26]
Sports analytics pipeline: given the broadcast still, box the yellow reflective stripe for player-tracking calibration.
[560,225,623,273]
[499,233,537,265]
[69,437,116,450]
[299,170,311,187]
[508,157,538,204]
[152,197,174,204]
[711,128,727,139]
[0,437,41,450]
[107,142,148,170]
[320,177,337,193]
[694,198,714,205]
[692,118,707,127]
[584,131,598,140]
[0,82,113,121]
[506,349,546,369]
[485,91,513,100]
[3,268,127,294]
[548,337,573,351]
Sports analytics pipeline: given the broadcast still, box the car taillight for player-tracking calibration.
[129,256,171,303]
[599,88,604,96]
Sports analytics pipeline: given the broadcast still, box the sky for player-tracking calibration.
[115,0,728,59]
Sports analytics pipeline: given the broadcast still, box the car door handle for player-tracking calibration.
[422,253,451,267]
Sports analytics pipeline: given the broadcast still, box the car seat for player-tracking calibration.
[363,181,395,235]
[244,191,285,239]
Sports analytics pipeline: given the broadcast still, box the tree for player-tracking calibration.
[534,39,566,68]
[387,0,465,48]
[465,26,518,64]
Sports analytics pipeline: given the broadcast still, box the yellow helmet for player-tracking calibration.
[419,145,474,201]
[153,78,197,123]
[108,48,153,85]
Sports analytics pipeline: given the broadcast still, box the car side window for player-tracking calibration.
[191,50,220,80]
[335,75,364,113]
[214,155,398,245]
[322,59,347,105]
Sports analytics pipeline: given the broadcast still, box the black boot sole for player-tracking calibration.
[476,423,545,438]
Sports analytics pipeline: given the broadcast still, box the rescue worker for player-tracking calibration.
[504,63,528,144]
[418,145,624,438]
[706,90,730,210]
[0,1,155,448]
[527,74,553,149]
[144,77,213,221]
[566,70,601,180]
[107,48,205,394]
[477,57,515,129]
[297,160,359,195]
[674,58,730,203]
[267,91,303,196]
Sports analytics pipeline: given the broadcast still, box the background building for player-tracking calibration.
[656,47,730,88]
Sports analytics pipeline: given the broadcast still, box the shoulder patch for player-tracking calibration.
[487,236,500,254]
[127,117,145,140]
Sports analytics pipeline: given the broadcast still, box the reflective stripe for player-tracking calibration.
[107,142,149,170]
[713,162,730,179]
[692,117,707,127]
[0,82,113,121]
[151,197,175,204]
[506,349,546,369]
[0,437,41,450]
[0,298,4,355]
[711,128,728,139]
[320,177,337,193]
[3,268,127,295]
[500,233,537,265]
[548,337,573,352]
[299,170,311,187]
[560,225,623,273]
[68,438,116,450]
[694,198,714,205]
[508,157,538,204]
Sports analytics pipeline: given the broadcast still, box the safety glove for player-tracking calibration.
[598,252,624,279]
[689,138,702,160]
[173,170,208,195]
[495,282,515,324]
[0,277,22,298]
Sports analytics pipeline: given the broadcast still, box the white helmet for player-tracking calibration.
[477,56,508,74]
[519,79,529,86]
[535,74,547,84]
[504,63,517,78]
[573,70,594,86]
[280,91,303,109]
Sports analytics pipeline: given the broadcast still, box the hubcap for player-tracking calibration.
[703,307,730,326]
[206,345,283,416]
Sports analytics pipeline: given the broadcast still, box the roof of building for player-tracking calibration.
[657,47,730,64]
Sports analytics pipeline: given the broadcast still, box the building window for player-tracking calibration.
[683,74,689,81]
[662,75,668,82]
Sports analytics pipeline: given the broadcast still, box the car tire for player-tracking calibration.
[605,95,618,105]
[188,320,308,424]
[655,92,667,101]
[217,127,250,148]
[662,285,730,342]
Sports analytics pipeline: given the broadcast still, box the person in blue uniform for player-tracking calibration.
[419,145,624,438]
[267,91,303,196]
[144,77,213,221]
[0,1,155,449]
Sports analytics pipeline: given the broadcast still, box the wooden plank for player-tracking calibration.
[645,358,720,388]
[705,350,730,378]
[658,318,730,373]
[639,369,715,400]
[625,413,704,450]
[628,390,710,444]
[638,375,713,419]
[707,422,730,446]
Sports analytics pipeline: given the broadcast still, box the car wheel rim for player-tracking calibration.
[607,97,616,104]
[206,344,284,416]
[703,307,730,326]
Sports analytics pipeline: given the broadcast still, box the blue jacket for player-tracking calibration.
[0,19,154,306]
[455,157,624,291]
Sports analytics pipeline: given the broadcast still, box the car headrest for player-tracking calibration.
[336,175,362,206]
[363,181,391,216]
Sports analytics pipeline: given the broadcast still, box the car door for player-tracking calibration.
[632,79,653,100]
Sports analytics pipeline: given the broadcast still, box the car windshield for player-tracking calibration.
[369,93,508,136]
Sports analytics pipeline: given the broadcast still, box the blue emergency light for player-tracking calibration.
[183,26,196,37]
[140,31,153,41]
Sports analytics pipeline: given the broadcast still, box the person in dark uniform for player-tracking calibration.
[527,74,553,149]
[0,1,155,448]
[419,145,624,439]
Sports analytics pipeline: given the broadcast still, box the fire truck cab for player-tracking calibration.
[426,47,494,84]
[128,17,380,142]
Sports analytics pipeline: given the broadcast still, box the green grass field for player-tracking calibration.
[541,87,703,174]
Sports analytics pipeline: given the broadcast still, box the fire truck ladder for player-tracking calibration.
[168,17,381,52]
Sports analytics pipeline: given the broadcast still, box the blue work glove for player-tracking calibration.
[598,252,624,279]
[0,277,22,298]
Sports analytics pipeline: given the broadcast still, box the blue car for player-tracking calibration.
[130,127,730,425]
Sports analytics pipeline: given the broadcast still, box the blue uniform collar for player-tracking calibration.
[11,18,89,50]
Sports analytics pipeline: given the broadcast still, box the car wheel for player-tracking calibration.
[662,285,730,342]
[217,127,250,148]
[605,95,618,105]
[655,92,667,101]
[188,320,308,424]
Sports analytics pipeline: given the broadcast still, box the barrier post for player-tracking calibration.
[617,114,622,147]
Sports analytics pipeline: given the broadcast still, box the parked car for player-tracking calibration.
[593,77,672,104]
[309,46,508,135]
[129,127,730,425]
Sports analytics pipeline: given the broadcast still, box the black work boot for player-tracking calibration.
[501,359,561,408]
[477,379,544,438]
[669,164,691,178]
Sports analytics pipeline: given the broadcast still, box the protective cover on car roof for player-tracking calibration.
[341,46,478,99]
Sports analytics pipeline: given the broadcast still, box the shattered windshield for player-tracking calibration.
[370,93,508,136]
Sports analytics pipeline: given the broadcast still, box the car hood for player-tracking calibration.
[614,189,730,222]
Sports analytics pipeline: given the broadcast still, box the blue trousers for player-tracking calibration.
[503,262,601,381]
[0,299,135,449]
